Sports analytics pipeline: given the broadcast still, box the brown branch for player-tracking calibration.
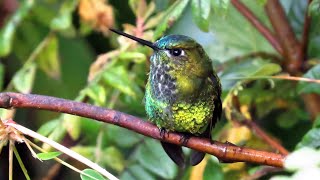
[231,0,284,55]
[242,119,289,155]
[0,92,285,167]
[265,0,303,75]
[231,95,289,155]
[265,0,320,120]
[301,0,313,63]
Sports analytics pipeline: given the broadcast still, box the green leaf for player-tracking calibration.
[43,123,67,151]
[37,151,62,160]
[72,145,125,172]
[124,164,156,180]
[85,84,107,106]
[136,139,177,179]
[309,0,320,16]
[37,119,60,137]
[0,63,4,91]
[71,146,94,159]
[101,147,125,172]
[102,66,137,97]
[208,0,275,61]
[154,0,190,39]
[50,0,78,31]
[63,114,82,140]
[118,52,147,63]
[191,0,211,32]
[221,60,282,90]
[211,0,230,11]
[297,64,320,94]
[296,116,320,149]
[203,156,224,180]
[36,35,61,79]
[106,125,142,148]
[0,0,34,57]
[12,63,37,93]
[81,169,106,180]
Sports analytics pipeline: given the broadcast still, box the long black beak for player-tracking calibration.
[109,28,159,50]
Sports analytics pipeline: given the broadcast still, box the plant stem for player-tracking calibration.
[265,0,303,74]
[231,0,283,55]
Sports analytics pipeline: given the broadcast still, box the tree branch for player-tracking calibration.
[231,0,284,55]
[0,92,285,167]
[301,0,313,63]
[265,0,303,74]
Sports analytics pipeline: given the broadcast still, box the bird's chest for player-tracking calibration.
[149,62,178,102]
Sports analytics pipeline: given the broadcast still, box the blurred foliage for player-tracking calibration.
[0,0,320,179]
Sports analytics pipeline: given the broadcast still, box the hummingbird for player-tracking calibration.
[110,29,222,167]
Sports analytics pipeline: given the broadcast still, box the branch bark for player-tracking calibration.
[265,0,303,75]
[0,92,285,167]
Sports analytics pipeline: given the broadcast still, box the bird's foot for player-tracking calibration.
[179,133,191,146]
[224,141,236,146]
[159,128,167,140]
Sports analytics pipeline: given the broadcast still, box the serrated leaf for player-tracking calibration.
[136,139,177,179]
[297,64,320,94]
[154,0,190,39]
[0,0,34,57]
[37,35,61,79]
[191,0,211,32]
[12,63,37,93]
[63,114,81,140]
[81,169,106,180]
[37,151,62,160]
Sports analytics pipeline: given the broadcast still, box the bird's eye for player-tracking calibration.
[169,49,185,56]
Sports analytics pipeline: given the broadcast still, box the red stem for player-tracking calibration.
[231,0,283,55]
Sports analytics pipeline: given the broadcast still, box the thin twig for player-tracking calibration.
[7,122,118,180]
[0,92,286,167]
[231,0,283,55]
[242,119,289,155]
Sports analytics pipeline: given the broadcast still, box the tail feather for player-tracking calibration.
[161,141,185,167]
[190,150,205,166]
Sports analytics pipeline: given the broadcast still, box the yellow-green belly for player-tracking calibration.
[145,89,214,134]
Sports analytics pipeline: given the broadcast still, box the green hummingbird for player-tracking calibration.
[110,29,222,167]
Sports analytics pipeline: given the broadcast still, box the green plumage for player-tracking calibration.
[110,29,222,167]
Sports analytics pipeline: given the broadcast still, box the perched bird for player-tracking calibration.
[110,29,222,167]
